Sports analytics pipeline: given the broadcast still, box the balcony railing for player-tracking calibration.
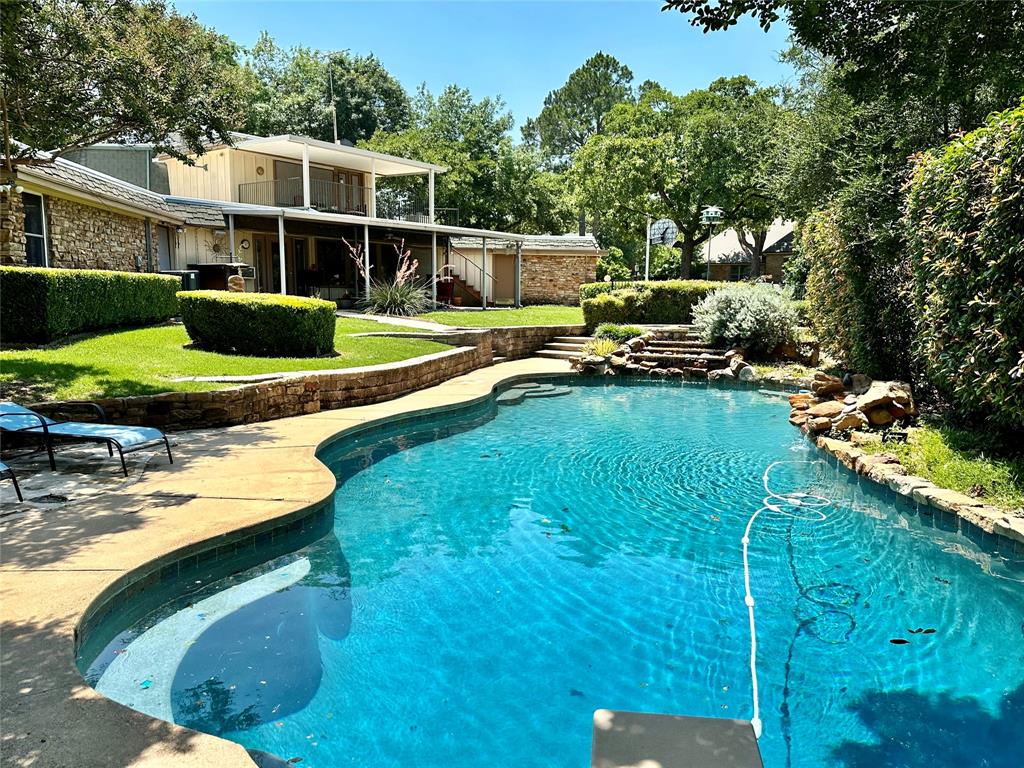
[238,177,370,215]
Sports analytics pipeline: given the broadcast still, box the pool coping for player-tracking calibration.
[0,357,572,768]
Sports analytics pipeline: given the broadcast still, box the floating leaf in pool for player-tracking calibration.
[570,689,584,697]
[560,523,572,533]
[139,679,152,689]
[908,627,924,634]
[480,454,491,459]
[922,628,936,634]
[889,638,910,645]
[934,576,951,585]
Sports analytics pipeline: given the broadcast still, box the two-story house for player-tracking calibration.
[1,134,600,307]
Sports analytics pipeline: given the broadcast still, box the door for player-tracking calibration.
[254,235,280,293]
[156,225,173,271]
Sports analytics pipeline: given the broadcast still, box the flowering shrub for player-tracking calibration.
[692,284,799,357]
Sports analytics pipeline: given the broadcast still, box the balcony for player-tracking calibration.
[238,177,369,215]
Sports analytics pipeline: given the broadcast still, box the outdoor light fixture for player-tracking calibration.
[700,205,725,280]
[0,183,24,194]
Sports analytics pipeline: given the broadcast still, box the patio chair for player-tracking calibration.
[0,459,22,502]
[0,401,173,477]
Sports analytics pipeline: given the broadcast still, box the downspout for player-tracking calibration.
[144,217,153,272]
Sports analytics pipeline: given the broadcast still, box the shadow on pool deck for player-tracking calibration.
[831,682,1024,767]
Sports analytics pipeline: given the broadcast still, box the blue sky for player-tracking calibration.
[174,1,795,132]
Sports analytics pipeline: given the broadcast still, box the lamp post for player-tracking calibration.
[700,205,724,280]
[644,213,652,281]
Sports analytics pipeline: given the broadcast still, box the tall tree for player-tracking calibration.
[1,0,247,170]
[240,33,411,143]
[573,77,784,278]
[529,52,635,167]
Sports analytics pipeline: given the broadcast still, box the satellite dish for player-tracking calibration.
[649,218,678,246]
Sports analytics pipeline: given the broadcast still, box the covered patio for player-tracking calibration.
[214,203,527,308]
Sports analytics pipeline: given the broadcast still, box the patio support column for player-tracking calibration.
[301,141,311,208]
[363,222,371,296]
[514,240,522,308]
[431,231,438,303]
[228,214,235,262]
[369,159,377,217]
[277,214,287,295]
[481,236,487,309]
[428,169,435,223]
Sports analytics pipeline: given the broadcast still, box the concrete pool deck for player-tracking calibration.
[0,357,571,768]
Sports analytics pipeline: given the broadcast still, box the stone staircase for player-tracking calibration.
[536,335,594,360]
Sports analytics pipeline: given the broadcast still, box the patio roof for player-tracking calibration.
[232,135,447,177]
[166,197,526,242]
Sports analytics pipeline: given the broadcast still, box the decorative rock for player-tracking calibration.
[848,373,872,395]
[789,411,809,426]
[844,394,858,405]
[856,380,914,413]
[728,356,747,374]
[666,367,685,377]
[789,393,814,410]
[887,474,931,498]
[737,366,758,382]
[807,400,844,418]
[810,372,844,397]
[866,408,895,426]
[708,368,736,381]
[651,368,669,377]
[227,274,246,292]
[808,416,832,432]
[832,411,868,431]
[609,355,628,368]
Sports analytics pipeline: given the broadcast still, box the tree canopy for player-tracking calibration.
[574,76,785,277]
[525,52,635,168]
[1,0,246,170]
[240,33,412,143]
[362,85,573,234]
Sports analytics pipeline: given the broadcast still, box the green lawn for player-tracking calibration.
[419,305,583,327]
[860,423,1024,510]
[0,319,449,401]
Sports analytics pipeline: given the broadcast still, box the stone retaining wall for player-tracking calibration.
[31,346,489,430]
[520,252,598,305]
[489,324,586,359]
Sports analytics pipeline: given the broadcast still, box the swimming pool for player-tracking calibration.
[81,379,1024,767]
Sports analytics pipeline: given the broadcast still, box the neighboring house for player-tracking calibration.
[3,133,595,305]
[450,235,602,306]
[702,219,795,282]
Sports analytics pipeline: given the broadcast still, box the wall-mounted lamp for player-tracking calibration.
[0,183,25,194]
[175,225,185,233]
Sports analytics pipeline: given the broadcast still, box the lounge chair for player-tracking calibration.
[0,459,22,502]
[0,401,173,477]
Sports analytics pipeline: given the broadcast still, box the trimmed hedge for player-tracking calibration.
[580,280,728,328]
[0,266,180,343]
[178,291,337,357]
[905,101,1024,429]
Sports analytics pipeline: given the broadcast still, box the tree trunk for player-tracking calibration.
[678,235,695,279]
[578,209,586,236]
[748,230,768,278]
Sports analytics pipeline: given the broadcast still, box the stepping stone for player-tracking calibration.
[496,390,527,405]
[510,382,542,390]
[523,386,572,399]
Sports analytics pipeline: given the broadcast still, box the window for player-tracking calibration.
[23,192,48,266]
[728,264,750,281]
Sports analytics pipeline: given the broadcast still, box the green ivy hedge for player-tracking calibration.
[0,266,180,343]
[580,280,728,328]
[905,101,1024,429]
[178,291,337,357]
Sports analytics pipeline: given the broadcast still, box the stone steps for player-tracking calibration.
[497,382,573,404]
[536,335,594,360]
[631,351,729,369]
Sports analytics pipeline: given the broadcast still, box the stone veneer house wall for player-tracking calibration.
[452,234,602,306]
[0,154,188,271]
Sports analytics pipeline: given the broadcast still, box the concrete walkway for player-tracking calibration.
[336,310,451,331]
[0,357,571,768]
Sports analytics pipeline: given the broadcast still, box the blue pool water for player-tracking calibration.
[82,380,1024,767]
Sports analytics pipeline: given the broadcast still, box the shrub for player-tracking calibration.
[582,337,620,357]
[361,279,429,316]
[178,291,336,357]
[580,280,728,328]
[905,101,1024,430]
[594,323,645,343]
[0,266,180,343]
[581,289,642,328]
[692,284,799,357]
[801,180,915,379]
